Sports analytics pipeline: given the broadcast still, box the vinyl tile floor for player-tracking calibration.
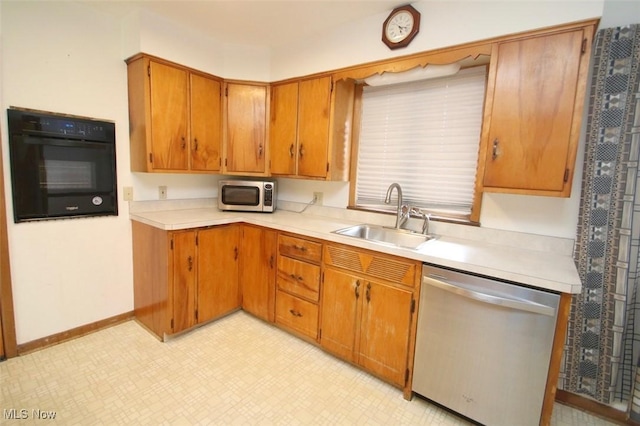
[0,311,621,425]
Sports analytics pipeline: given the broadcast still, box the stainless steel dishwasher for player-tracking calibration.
[413,264,560,426]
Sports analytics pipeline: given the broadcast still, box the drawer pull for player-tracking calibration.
[293,244,307,252]
[289,309,303,317]
[289,273,304,282]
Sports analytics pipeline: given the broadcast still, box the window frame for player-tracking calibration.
[347,65,488,225]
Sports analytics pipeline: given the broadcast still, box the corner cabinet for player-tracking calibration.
[320,243,421,398]
[270,76,355,180]
[132,221,240,339]
[223,82,269,175]
[240,225,277,322]
[126,54,222,173]
[479,23,595,196]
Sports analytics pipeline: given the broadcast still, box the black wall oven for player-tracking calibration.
[7,108,118,223]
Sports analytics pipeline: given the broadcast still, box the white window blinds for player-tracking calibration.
[355,66,487,219]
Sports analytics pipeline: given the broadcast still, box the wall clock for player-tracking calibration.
[382,5,421,50]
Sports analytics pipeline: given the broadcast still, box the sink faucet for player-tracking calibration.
[385,183,408,229]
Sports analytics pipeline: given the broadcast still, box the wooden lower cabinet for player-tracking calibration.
[274,233,322,340]
[132,221,240,339]
[320,243,420,396]
[240,225,277,322]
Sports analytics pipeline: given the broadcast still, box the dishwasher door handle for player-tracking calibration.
[423,275,556,317]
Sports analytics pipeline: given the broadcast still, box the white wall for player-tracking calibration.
[0,1,133,344]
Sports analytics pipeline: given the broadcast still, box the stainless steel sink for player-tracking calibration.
[332,224,435,250]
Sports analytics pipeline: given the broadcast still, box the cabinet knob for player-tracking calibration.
[492,138,499,160]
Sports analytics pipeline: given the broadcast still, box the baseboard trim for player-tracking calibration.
[16,311,134,355]
[556,389,634,425]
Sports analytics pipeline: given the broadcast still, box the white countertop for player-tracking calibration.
[129,206,581,294]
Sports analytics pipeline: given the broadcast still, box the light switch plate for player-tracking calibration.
[159,186,167,200]
[123,186,133,201]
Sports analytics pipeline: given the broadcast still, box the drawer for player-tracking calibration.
[324,244,418,287]
[278,234,322,264]
[277,255,320,302]
[275,290,319,340]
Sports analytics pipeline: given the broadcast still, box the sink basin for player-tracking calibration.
[332,224,435,250]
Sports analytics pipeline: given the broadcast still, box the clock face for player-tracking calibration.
[385,10,414,42]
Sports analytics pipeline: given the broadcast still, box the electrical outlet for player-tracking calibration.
[159,186,167,200]
[123,186,133,201]
[313,192,323,206]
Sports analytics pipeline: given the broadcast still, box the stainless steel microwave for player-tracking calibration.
[218,180,276,212]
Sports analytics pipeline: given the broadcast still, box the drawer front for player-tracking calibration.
[278,234,322,263]
[277,255,320,302]
[324,244,418,287]
[275,290,319,340]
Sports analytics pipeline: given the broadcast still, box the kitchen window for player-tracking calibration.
[351,65,487,224]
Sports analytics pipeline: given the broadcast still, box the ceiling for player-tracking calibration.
[86,0,407,48]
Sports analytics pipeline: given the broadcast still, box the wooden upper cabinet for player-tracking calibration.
[190,73,222,172]
[126,54,222,173]
[149,61,189,170]
[224,82,268,174]
[480,26,594,196]
[270,82,299,175]
[270,76,355,180]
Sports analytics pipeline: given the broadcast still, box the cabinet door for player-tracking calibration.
[149,60,189,170]
[225,83,267,173]
[483,29,585,193]
[240,226,277,322]
[358,281,413,387]
[191,73,222,171]
[172,231,197,332]
[270,82,299,175]
[320,268,361,361]
[197,225,240,323]
[297,76,332,178]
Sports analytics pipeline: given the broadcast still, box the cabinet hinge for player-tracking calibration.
[411,298,415,314]
[225,86,228,97]
[405,368,410,386]
[564,168,570,183]
[581,38,587,54]
[149,153,153,164]
[330,81,334,92]
[326,162,329,172]
[225,158,228,167]
[147,65,151,77]
[319,329,322,340]
[195,235,198,246]
[170,239,174,250]
[170,318,174,330]
[219,158,222,167]
[195,309,198,321]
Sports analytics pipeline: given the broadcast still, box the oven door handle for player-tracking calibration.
[423,275,556,317]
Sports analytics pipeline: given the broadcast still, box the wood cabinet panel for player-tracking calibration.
[276,255,320,302]
[481,28,591,196]
[149,60,189,170]
[278,234,322,264]
[225,83,267,174]
[297,77,331,178]
[190,73,222,172]
[358,281,413,387]
[172,231,197,332]
[320,268,361,360]
[269,82,298,175]
[275,290,319,340]
[197,225,240,323]
[240,225,277,322]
